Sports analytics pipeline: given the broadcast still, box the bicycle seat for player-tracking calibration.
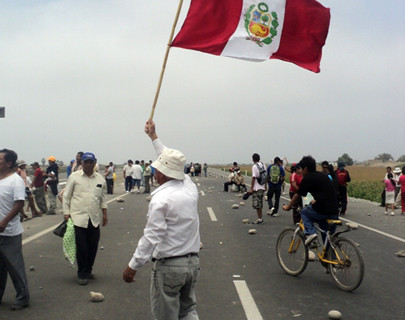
[326,219,342,225]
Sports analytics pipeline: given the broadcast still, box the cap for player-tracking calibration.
[17,160,26,167]
[82,152,96,162]
[47,156,56,162]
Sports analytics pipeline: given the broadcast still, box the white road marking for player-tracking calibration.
[340,217,405,243]
[233,280,263,320]
[22,193,131,246]
[200,191,205,196]
[280,195,405,243]
[207,207,217,222]
[22,225,56,245]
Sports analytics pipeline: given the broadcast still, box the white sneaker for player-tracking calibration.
[267,207,275,215]
[305,234,318,246]
[385,211,388,215]
[391,212,395,216]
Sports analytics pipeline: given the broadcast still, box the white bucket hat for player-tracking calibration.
[393,167,401,174]
[152,148,186,180]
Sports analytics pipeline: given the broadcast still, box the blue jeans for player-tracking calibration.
[300,205,338,236]
[125,176,133,191]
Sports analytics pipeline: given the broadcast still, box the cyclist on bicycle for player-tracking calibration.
[282,155,338,246]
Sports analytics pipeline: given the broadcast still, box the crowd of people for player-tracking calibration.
[2,139,405,316]
[1,119,203,318]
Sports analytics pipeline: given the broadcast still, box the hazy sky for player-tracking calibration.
[1,0,404,166]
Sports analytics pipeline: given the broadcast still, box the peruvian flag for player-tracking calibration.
[172,0,330,73]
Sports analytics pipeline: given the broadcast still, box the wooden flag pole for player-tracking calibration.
[149,0,184,120]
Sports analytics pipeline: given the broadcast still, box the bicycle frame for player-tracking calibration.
[297,220,351,267]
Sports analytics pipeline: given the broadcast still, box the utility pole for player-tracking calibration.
[0,106,5,118]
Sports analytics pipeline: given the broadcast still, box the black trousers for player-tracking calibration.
[106,178,114,194]
[74,221,100,279]
[224,181,236,192]
[338,186,348,214]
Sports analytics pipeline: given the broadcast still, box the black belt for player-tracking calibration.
[152,252,199,262]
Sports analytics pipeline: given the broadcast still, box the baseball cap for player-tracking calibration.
[47,156,56,162]
[82,152,96,162]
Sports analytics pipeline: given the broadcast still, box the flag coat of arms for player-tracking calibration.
[172,0,330,72]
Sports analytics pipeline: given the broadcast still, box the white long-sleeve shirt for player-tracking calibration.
[129,139,200,270]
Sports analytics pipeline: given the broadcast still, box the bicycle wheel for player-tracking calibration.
[276,227,308,276]
[327,237,364,292]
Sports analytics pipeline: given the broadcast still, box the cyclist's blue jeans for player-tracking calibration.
[301,205,338,236]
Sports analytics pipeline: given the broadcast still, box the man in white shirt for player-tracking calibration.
[123,160,134,192]
[63,152,108,285]
[123,120,200,320]
[131,160,143,193]
[249,153,267,224]
[0,149,30,310]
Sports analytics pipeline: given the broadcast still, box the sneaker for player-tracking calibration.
[254,218,263,224]
[305,234,318,246]
[267,207,274,215]
[272,212,279,217]
[77,278,88,285]
[385,211,388,215]
[10,304,29,311]
[390,212,395,216]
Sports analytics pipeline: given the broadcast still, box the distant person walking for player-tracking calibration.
[105,162,114,195]
[16,161,41,219]
[249,153,267,224]
[398,167,405,215]
[123,160,134,192]
[0,149,30,311]
[132,160,143,193]
[72,152,83,172]
[30,162,48,215]
[380,166,392,207]
[384,173,396,216]
[143,162,151,194]
[266,157,285,217]
[66,159,75,179]
[44,156,59,215]
[336,162,351,216]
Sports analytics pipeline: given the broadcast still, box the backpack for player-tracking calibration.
[337,169,348,186]
[256,163,267,185]
[269,165,281,184]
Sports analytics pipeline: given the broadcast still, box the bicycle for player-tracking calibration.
[276,218,364,292]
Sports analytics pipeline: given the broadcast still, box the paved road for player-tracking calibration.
[1,169,404,319]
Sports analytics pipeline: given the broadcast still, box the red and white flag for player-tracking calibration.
[172,0,330,73]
